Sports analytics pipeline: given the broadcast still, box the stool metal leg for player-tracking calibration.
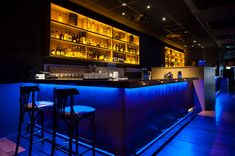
[29,112,35,156]
[51,115,57,156]
[41,111,45,144]
[92,114,96,156]
[69,118,74,156]
[15,112,25,156]
[75,120,79,155]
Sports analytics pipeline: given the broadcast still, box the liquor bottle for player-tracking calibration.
[72,33,76,42]
[113,44,115,51]
[64,32,68,41]
[57,14,63,22]
[116,44,119,51]
[68,31,72,42]
[76,34,80,43]
[96,24,100,33]
[107,28,111,37]
[50,48,55,55]
[129,35,134,43]
[59,32,64,40]
[100,26,103,34]
[55,31,59,39]
[51,30,55,38]
[87,19,91,30]
[91,21,95,32]
[56,47,60,55]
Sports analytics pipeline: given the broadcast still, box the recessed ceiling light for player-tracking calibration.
[198,43,201,46]
[162,17,166,21]
[147,5,151,9]
[193,40,197,43]
[122,12,126,16]
[184,30,188,34]
[192,45,194,47]
[184,45,187,47]
[202,46,204,48]
[122,3,127,6]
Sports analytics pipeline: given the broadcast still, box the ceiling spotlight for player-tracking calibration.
[146,5,151,9]
[122,12,126,16]
[192,45,194,47]
[162,17,166,21]
[198,43,201,46]
[202,46,204,48]
[184,30,188,34]
[193,40,197,43]
[122,3,127,6]
[184,45,187,47]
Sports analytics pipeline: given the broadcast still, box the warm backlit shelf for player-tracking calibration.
[50,3,139,65]
[51,37,111,51]
[112,38,139,46]
[51,20,112,40]
[165,46,185,67]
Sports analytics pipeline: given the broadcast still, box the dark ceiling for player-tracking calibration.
[70,0,235,52]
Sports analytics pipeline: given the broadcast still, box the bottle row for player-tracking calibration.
[87,48,111,62]
[113,53,137,64]
[50,3,140,65]
[50,46,86,58]
[51,29,111,49]
[51,28,139,54]
[165,62,184,67]
[87,19,112,37]
[50,44,138,64]
[164,47,185,67]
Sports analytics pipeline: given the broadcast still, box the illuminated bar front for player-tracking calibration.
[31,78,197,155]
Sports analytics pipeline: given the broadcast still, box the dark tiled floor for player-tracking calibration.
[6,130,111,156]
[157,90,235,156]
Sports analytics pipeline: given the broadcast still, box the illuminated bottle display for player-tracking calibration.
[50,3,139,65]
[164,47,185,67]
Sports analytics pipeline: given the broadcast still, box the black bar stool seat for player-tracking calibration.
[26,101,54,109]
[64,105,95,116]
[51,88,96,156]
[15,86,54,156]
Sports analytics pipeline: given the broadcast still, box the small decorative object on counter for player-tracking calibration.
[164,72,173,79]
[148,71,152,80]
[141,67,148,80]
[177,71,182,79]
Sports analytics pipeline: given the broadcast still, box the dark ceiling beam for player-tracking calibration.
[183,0,218,47]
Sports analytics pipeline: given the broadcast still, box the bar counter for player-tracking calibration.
[29,78,197,155]
[29,77,197,88]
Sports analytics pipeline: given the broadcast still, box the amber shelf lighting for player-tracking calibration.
[50,3,140,65]
[164,46,185,67]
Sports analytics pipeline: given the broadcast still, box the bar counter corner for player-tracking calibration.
[27,78,199,155]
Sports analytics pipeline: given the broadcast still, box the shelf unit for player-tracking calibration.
[164,46,185,67]
[50,3,139,65]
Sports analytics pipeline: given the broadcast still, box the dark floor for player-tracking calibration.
[157,89,235,156]
[3,88,235,156]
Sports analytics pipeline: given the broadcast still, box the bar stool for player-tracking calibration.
[15,85,53,156]
[51,88,96,156]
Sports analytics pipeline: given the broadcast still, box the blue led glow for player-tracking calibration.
[37,84,122,109]
[0,83,37,137]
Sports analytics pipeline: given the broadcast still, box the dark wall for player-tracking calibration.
[1,0,49,83]
[140,34,163,70]
[185,47,204,66]
[185,46,218,67]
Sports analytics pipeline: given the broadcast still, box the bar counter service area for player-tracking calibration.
[1,0,215,156]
